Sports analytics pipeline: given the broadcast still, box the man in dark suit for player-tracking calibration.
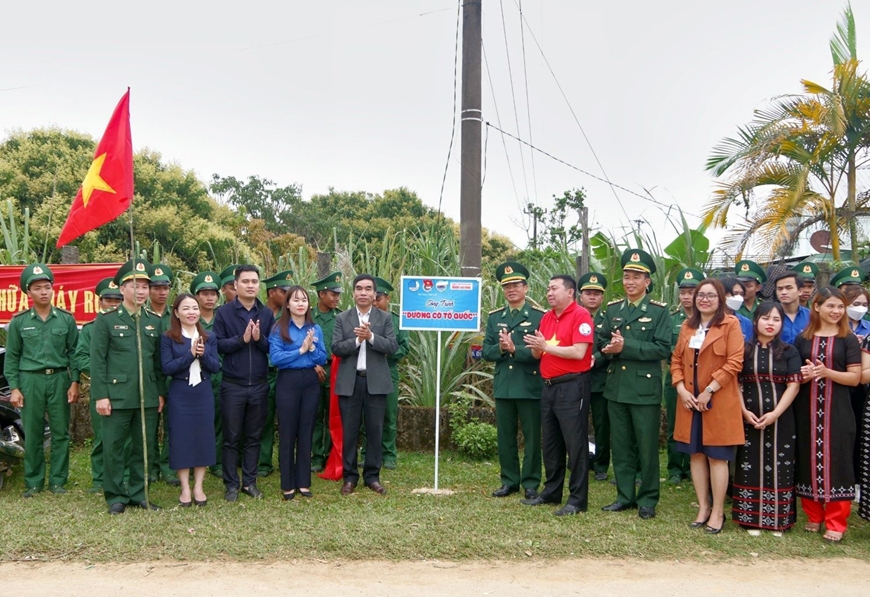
[332,273,399,495]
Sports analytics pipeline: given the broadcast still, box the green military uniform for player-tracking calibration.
[258,269,294,477]
[482,262,545,495]
[580,272,610,480]
[4,264,79,495]
[735,260,767,319]
[219,264,240,304]
[597,249,671,512]
[90,259,167,509]
[364,277,410,469]
[663,267,704,484]
[147,263,175,484]
[190,271,223,476]
[793,261,818,308]
[310,272,343,471]
[74,277,125,491]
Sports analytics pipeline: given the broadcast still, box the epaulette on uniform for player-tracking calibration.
[670,307,682,315]
[649,300,668,308]
[607,298,623,306]
[530,304,547,313]
[489,306,506,315]
[10,309,30,319]
[53,307,75,317]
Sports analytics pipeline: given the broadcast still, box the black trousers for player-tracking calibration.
[539,374,590,509]
[339,374,386,485]
[220,380,269,489]
[276,368,320,492]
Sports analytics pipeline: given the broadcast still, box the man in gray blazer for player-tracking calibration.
[332,273,399,495]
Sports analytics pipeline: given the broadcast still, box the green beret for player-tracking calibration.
[219,264,241,287]
[20,263,54,290]
[735,260,767,284]
[190,271,220,294]
[578,272,607,292]
[830,266,865,288]
[374,276,394,294]
[792,261,819,281]
[312,271,343,293]
[114,259,151,286]
[264,270,294,291]
[150,263,173,286]
[495,261,529,285]
[96,277,123,299]
[620,249,656,274]
[676,267,705,288]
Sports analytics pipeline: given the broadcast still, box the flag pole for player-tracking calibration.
[130,208,151,508]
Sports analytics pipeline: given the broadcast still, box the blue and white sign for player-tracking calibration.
[399,276,481,332]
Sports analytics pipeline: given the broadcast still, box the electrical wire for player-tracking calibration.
[518,0,538,207]
[482,43,521,207]
[436,0,463,217]
[498,0,530,204]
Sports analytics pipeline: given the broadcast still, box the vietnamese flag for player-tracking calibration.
[56,89,133,247]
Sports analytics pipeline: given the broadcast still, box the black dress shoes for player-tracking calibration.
[638,506,656,520]
[554,504,585,516]
[340,482,356,495]
[492,485,519,498]
[520,496,560,506]
[524,488,538,500]
[241,484,264,499]
[108,503,126,515]
[601,501,637,512]
[225,488,239,502]
[366,481,387,495]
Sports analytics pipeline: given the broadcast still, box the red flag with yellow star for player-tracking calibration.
[56,89,133,247]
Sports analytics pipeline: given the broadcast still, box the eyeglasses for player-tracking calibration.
[696,293,718,301]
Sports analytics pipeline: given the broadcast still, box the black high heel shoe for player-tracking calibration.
[689,516,710,529]
[194,498,207,507]
[282,491,296,501]
[705,514,727,535]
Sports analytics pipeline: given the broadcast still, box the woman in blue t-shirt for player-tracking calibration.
[269,285,328,500]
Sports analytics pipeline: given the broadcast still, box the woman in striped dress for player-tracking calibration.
[732,302,801,533]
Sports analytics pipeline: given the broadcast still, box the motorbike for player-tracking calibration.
[0,392,25,491]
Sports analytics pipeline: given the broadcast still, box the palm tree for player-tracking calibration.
[702,4,870,261]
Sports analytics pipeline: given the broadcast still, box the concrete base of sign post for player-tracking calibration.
[412,487,456,496]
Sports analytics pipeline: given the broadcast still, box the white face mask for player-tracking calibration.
[725,295,744,311]
[847,305,868,321]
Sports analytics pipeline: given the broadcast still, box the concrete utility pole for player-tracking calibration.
[460,0,482,278]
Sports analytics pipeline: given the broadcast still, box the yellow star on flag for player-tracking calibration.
[545,334,560,347]
[81,153,116,207]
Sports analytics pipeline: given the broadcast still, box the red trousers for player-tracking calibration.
[801,498,852,533]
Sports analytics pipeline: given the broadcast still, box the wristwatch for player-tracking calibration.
[705,385,715,395]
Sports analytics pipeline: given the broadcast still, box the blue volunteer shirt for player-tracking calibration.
[781,306,810,345]
[269,321,328,370]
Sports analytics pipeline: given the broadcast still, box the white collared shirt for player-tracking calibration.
[356,308,371,371]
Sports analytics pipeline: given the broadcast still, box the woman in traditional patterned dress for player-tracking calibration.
[793,286,862,543]
[858,335,870,522]
[732,302,801,534]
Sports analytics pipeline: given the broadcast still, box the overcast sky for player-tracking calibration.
[0,1,859,258]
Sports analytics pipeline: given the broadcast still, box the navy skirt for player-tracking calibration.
[675,410,737,461]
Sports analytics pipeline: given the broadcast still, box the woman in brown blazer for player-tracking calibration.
[671,278,745,534]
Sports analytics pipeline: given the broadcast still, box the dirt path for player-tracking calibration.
[3,558,868,596]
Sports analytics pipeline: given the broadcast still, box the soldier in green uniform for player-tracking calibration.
[258,269,294,477]
[75,277,123,493]
[5,264,80,497]
[148,263,176,485]
[578,271,609,482]
[598,249,671,520]
[371,276,410,470]
[664,267,703,485]
[735,260,766,319]
[90,259,166,513]
[310,272,343,472]
[219,264,240,305]
[793,261,818,308]
[191,271,223,477]
[482,262,545,498]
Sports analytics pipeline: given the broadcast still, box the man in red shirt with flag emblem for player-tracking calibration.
[521,274,594,516]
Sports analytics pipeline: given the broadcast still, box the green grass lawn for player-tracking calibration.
[1,447,868,562]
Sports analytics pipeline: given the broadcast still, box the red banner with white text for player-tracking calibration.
[0,264,123,325]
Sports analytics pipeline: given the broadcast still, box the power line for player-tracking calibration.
[482,43,521,208]
[518,0,539,207]
[498,0,530,204]
[509,0,630,224]
[485,122,699,218]
[436,0,463,217]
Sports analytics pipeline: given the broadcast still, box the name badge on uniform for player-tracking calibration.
[689,333,704,350]
[114,325,129,330]
[639,317,652,323]
[520,322,531,326]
